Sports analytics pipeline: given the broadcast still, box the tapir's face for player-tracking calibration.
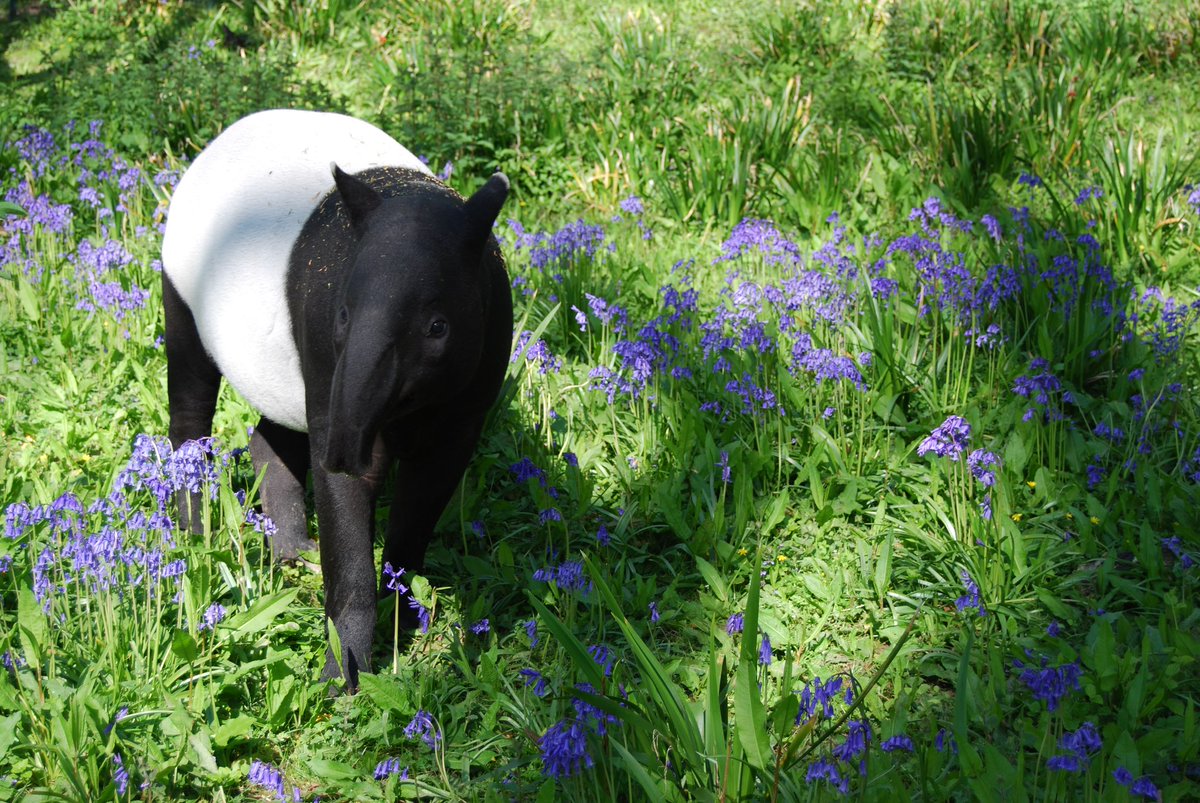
[322,169,508,476]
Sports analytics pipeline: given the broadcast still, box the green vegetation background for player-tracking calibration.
[0,0,1198,800]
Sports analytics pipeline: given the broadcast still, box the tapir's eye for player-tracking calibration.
[336,306,349,329]
[427,319,448,338]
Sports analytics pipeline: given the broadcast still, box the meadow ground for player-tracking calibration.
[1,1,1199,800]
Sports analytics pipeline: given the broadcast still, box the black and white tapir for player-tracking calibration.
[161,109,512,689]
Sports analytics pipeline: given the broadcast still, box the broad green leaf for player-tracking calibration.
[17,585,47,667]
[612,739,675,803]
[219,587,299,638]
[734,558,772,772]
[694,555,729,604]
[358,673,411,714]
[189,729,218,773]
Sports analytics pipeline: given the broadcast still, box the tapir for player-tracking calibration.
[160,109,512,689]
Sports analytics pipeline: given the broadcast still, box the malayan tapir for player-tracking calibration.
[161,109,512,690]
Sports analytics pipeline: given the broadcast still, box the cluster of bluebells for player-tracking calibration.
[535,650,625,779]
[1113,766,1161,800]
[1012,357,1074,424]
[3,122,161,329]
[247,760,310,802]
[532,559,592,596]
[1045,721,1102,773]
[404,710,442,751]
[1014,653,1083,712]
[1,434,256,629]
[918,417,1002,519]
[955,571,987,617]
[511,330,562,374]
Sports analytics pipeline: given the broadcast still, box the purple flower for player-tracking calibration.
[918,416,972,461]
[717,451,731,484]
[832,720,872,763]
[532,560,592,595]
[112,753,129,795]
[1130,777,1160,799]
[540,718,593,778]
[199,603,226,631]
[1047,753,1085,772]
[758,633,772,666]
[648,601,660,623]
[382,562,407,594]
[525,619,539,647]
[726,612,744,635]
[373,757,407,781]
[955,571,986,617]
[805,756,848,795]
[1113,767,1134,786]
[1017,657,1082,711]
[881,734,914,753]
[967,449,1001,487]
[520,668,550,697]
[248,760,286,800]
[407,596,430,634]
[404,710,442,750]
[470,619,490,635]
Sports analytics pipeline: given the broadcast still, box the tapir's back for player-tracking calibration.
[162,109,429,432]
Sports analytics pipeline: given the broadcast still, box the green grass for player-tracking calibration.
[1,0,1200,799]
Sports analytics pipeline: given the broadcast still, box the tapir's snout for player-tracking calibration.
[323,342,394,477]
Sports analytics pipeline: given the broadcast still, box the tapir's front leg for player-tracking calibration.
[381,417,486,583]
[310,430,389,691]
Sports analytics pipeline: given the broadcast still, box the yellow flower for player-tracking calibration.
[737,548,749,557]
[776,554,787,563]
[1011,513,1023,522]
[1026,481,1036,490]
[1090,516,1100,525]
[1066,513,1074,520]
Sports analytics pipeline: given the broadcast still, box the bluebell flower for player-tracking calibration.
[726,612,744,635]
[525,619,539,647]
[407,596,430,633]
[918,416,972,461]
[758,634,772,666]
[470,619,490,635]
[519,668,550,697]
[199,603,226,631]
[648,601,660,622]
[540,718,593,778]
[533,560,592,595]
[112,753,129,795]
[955,571,986,616]
[587,644,615,677]
[967,449,1001,486]
[805,756,848,795]
[248,760,286,800]
[374,757,407,781]
[832,720,871,763]
[881,734,914,753]
[1016,656,1082,711]
[1130,776,1160,799]
[404,710,442,750]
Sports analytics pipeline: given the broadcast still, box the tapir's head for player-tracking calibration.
[321,165,509,476]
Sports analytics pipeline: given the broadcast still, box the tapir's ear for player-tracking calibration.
[463,171,509,246]
[331,163,381,234]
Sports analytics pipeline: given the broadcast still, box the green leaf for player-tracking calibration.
[612,739,676,802]
[189,729,218,773]
[358,673,410,714]
[409,575,433,608]
[171,630,198,663]
[0,201,27,217]
[694,555,729,604]
[219,587,299,638]
[211,714,256,748]
[582,557,706,769]
[734,556,772,772]
[305,758,361,781]
[17,585,48,667]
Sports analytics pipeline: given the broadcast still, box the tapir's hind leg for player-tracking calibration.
[163,272,221,533]
[249,418,315,560]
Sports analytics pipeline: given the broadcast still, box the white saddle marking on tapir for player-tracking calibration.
[162,109,430,433]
